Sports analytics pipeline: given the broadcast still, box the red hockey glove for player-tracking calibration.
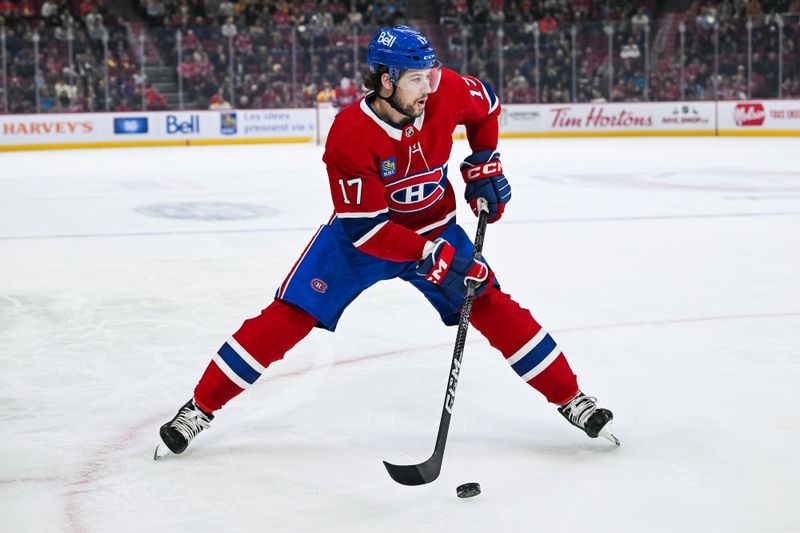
[460,150,511,223]
[416,238,490,298]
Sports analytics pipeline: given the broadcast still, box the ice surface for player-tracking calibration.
[1,137,799,532]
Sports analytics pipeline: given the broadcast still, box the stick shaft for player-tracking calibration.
[383,198,490,485]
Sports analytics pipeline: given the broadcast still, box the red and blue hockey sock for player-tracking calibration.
[470,286,578,405]
[193,299,317,413]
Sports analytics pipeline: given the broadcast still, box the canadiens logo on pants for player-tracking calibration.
[311,278,328,293]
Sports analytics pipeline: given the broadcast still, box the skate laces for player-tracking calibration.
[561,393,598,429]
[171,402,212,442]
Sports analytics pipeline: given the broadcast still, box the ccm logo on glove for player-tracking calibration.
[417,238,490,298]
[460,150,511,223]
[462,160,503,182]
[425,242,455,283]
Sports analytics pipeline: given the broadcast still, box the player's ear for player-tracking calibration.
[380,72,393,94]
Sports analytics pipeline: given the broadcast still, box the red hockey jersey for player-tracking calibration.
[322,68,501,262]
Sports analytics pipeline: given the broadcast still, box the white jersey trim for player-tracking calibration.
[481,81,500,115]
[414,210,456,235]
[354,220,389,248]
[336,208,389,219]
[360,95,425,141]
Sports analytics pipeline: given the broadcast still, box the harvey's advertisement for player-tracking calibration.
[1,109,317,148]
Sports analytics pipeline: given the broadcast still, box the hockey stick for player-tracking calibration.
[383,198,490,486]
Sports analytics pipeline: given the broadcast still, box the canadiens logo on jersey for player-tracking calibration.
[380,157,397,178]
[385,166,446,213]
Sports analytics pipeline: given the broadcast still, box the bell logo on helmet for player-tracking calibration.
[367,25,439,85]
[377,31,397,47]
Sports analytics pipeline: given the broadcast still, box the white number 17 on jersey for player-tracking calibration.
[338,177,363,205]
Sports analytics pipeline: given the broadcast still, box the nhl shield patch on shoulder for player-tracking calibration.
[380,157,397,178]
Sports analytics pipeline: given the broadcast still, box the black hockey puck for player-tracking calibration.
[456,482,481,498]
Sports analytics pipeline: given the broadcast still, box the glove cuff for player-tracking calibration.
[421,239,439,260]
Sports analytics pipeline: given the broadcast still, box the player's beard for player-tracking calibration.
[399,98,425,119]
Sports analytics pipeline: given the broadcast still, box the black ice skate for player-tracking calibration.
[154,399,214,460]
[558,391,620,446]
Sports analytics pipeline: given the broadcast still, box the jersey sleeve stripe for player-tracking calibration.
[353,220,389,248]
[414,210,457,235]
[481,80,499,114]
[336,208,390,219]
[339,211,391,244]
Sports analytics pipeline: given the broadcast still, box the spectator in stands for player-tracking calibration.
[539,11,558,34]
[221,15,236,38]
[41,0,59,26]
[143,81,168,110]
[86,9,105,40]
[146,0,166,20]
[620,36,641,59]
[209,87,232,109]
[488,3,505,26]
[347,3,364,26]
[4,0,800,115]
[332,76,358,109]
[631,7,649,31]
[40,88,56,112]
[218,0,235,21]
[316,80,334,102]
[746,0,765,16]
[54,72,78,103]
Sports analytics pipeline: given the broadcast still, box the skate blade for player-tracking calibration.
[153,443,171,461]
[599,424,620,446]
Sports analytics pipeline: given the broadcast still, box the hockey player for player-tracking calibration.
[157,25,618,459]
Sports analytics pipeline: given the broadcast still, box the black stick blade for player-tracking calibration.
[383,458,442,486]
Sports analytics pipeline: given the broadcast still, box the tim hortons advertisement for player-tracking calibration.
[718,100,800,133]
[499,102,715,135]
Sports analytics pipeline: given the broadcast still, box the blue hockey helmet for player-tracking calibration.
[367,25,440,85]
